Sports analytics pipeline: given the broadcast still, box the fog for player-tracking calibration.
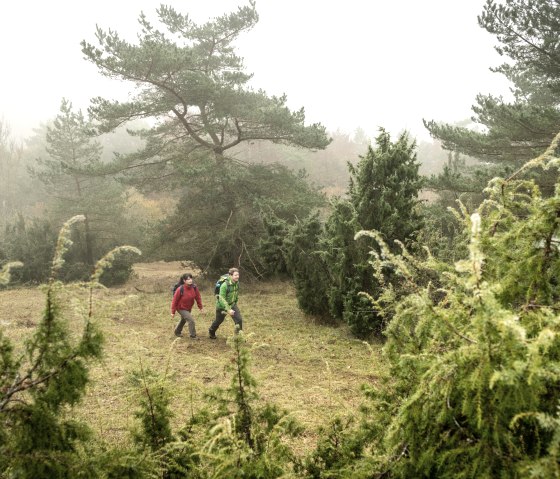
[1,0,512,142]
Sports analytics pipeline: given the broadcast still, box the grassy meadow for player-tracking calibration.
[0,261,384,453]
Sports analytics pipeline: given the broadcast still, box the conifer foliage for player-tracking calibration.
[79,2,330,276]
[285,129,424,336]
[425,0,560,166]
[338,129,423,335]
[1,215,58,284]
[154,160,324,277]
[0,216,141,478]
[81,2,330,161]
[352,133,560,478]
[129,333,302,478]
[29,100,129,274]
[348,128,424,241]
[284,213,331,317]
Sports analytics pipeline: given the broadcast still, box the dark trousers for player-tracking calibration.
[209,304,242,335]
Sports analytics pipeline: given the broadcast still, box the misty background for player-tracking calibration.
[2,0,511,142]
[0,0,526,285]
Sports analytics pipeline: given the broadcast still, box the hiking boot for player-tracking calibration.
[208,330,217,339]
[190,335,200,340]
[175,333,183,338]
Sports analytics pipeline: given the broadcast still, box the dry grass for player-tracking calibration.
[0,262,384,453]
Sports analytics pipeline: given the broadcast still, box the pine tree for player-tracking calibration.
[0,120,40,229]
[81,3,330,165]
[30,99,129,272]
[425,0,560,167]
[80,2,330,276]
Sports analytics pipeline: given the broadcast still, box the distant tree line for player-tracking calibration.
[0,0,451,292]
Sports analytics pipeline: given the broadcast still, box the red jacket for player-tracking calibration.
[171,284,203,314]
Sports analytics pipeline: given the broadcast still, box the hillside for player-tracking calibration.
[0,262,383,452]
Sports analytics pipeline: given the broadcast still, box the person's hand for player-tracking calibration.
[200,308,205,315]
[229,309,235,317]
[171,313,175,319]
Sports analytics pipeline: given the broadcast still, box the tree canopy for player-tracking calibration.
[79,2,332,275]
[29,100,129,270]
[425,0,560,165]
[81,1,330,172]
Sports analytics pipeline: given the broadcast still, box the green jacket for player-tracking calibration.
[216,277,239,311]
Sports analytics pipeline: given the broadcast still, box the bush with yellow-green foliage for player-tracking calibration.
[128,333,303,478]
[0,216,142,478]
[343,133,560,478]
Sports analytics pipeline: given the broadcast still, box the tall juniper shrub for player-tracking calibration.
[348,132,560,478]
[286,128,424,336]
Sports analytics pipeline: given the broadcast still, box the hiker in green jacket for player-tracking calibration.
[209,267,242,339]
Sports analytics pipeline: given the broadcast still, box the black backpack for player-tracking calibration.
[214,274,231,296]
[172,283,184,297]
[172,282,197,297]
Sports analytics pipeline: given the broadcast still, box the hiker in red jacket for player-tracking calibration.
[171,273,205,339]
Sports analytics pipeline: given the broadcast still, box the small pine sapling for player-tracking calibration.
[0,215,141,477]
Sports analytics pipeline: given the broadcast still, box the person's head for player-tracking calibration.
[229,267,240,283]
[180,273,194,285]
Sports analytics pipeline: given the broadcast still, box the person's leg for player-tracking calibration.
[174,310,188,336]
[181,310,196,337]
[209,309,226,337]
[232,304,243,332]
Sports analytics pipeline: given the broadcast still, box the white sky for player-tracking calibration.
[1,0,512,143]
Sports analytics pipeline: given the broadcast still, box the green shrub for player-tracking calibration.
[0,216,142,478]
[0,216,103,477]
[287,129,424,336]
[152,161,324,278]
[352,134,560,477]
[257,211,290,277]
[98,250,137,286]
[299,417,366,478]
[0,214,57,284]
[131,334,302,478]
[284,213,331,318]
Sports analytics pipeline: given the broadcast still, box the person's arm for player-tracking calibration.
[171,288,180,316]
[220,281,235,316]
[218,280,231,311]
[195,287,204,312]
